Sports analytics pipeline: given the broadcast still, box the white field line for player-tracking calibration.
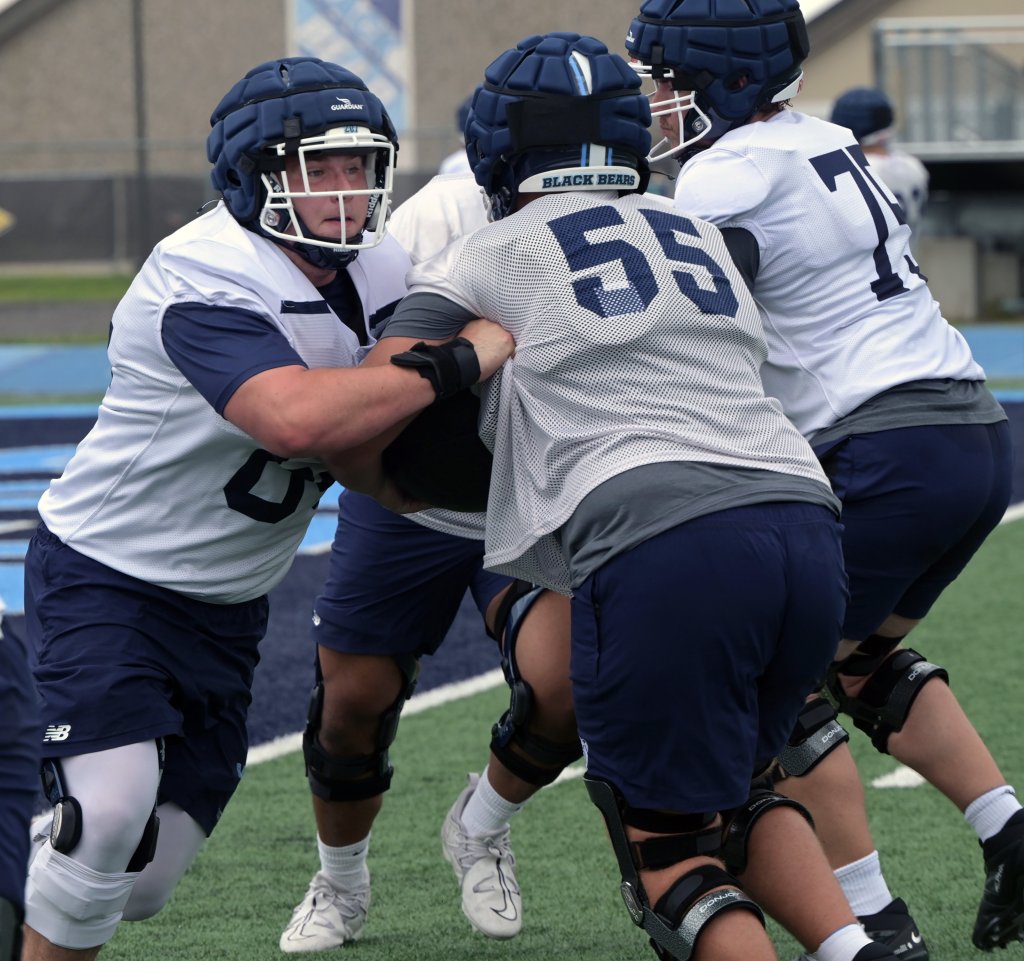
[1002,501,1024,525]
[0,520,37,535]
[872,767,927,789]
[249,503,1024,773]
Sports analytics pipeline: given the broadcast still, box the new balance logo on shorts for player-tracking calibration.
[43,724,71,742]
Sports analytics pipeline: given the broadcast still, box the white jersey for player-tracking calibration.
[674,111,983,437]
[40,203,410,603]
[407,191,832,592]
[867,148,929,233]
[389,173,489,266]
[387,172,492,541]
[438,148,473,176]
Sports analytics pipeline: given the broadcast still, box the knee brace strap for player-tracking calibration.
[827,647,949,754]
[25,843,136,949]
[490,726,583,786]
[721,789,814,876]
[652,865,765,961]
[836,633,904,677]
[304,653,420,801]
[630,826,722,872]
[778,697,850,778]
[622,806,721,871]
[304,739,393,801]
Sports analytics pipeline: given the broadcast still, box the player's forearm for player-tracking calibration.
[225,364,436,459]
[224,321,511,458]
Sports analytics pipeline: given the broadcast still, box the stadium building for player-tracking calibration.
[0,0,1021,321]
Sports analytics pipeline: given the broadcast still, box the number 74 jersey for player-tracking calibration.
[674,109,984,438]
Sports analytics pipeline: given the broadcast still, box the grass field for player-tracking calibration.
[98,516,1024,961]
[0,274,132,303]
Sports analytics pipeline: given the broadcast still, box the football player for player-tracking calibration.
[830,87,929,235]
[354,30,910,961]
[627,0,1018,954]
[279,164,579,954]
[21,57,511,961]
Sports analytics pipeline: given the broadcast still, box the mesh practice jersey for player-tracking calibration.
[39,203,410,603]
[404,191,833,592]
[386,172,492,541]
[674,111,983,437]
[868,148,929,233]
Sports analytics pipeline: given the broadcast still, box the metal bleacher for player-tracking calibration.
[873,15,1024,161]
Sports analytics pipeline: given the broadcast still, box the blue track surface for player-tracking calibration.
[2,331,1022,746]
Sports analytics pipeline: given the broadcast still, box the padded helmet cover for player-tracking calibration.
[207,56,398,225]
[466,32,652,218]
[626,0,809,122]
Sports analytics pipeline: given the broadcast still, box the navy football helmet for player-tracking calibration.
[207,57,398,269]
[465,32,651,221]
[830,87,895,145]
[626,0,809,162]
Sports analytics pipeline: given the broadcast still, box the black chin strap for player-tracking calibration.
[245,216,362,271]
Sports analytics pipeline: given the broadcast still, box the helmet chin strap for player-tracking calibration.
[289,238,361,271]
[674,103,738,164]
[670,69,803,166]
[254,210,362,271]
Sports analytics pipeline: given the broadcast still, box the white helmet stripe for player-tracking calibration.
[570,50,593,94]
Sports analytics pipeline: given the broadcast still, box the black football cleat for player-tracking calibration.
[973,809,1024,950]
[858,898,928,961]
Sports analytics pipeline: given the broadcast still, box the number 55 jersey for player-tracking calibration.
[396,190,837,594]
[673,109,985,438]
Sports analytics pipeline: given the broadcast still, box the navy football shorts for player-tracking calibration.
[816,421,1013,640]
[24,524,267,835]
[570,502,845,815]
[312,491,511,656]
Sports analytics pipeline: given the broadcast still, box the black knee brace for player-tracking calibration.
[490,583,581,786]
[720,780,814,876]
[827,637,949,753]
[777,696,850,778]
[303,653,419,802]
[584,773,763,961]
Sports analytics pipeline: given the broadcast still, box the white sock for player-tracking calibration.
[965,786,1021,843]
[460,767,524,838]
[811,922,873,961]
[834,850,894,917]
[317,833,370,892]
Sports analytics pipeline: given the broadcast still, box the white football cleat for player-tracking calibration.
[441,772,522,939]
[279,871,370,953]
